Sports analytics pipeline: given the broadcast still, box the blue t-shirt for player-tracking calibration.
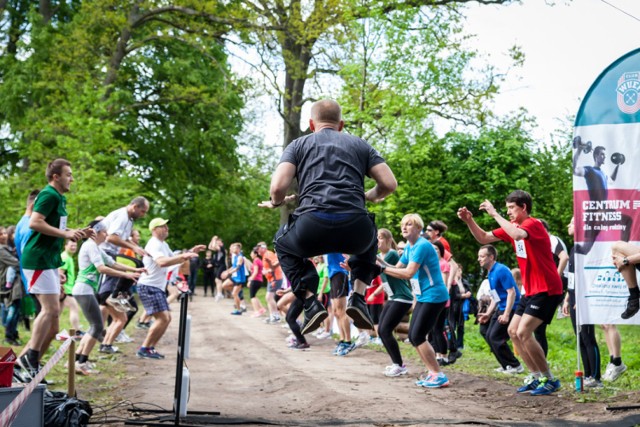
[231,252,247,283]
[14,215,32,292]
[487,261,520,311]
[327,253,348,279]
[399,237,448,304]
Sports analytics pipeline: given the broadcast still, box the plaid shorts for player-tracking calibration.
[138,285,169,315]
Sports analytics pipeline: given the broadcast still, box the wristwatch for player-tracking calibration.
[623,257,630,266]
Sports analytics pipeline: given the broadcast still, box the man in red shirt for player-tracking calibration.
[458,190,563,396]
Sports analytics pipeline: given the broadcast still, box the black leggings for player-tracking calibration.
[378,300,412,365]
[203,271,215,295]
[409,301,446,347]
[429,305,449,353]
[568,290,601,380]
[286,298,306,344]
[249,280,262,298]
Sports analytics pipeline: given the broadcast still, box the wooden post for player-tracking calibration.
[68,329,76,397]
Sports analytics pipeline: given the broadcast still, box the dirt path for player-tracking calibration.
[119,295,640,426]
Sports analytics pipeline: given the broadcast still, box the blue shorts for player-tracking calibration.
[139,285,170,315]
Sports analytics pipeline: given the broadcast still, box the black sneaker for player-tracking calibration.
[621,297,639,319]
[99,344,120,354]
[300,298,328,335]
[346,293,374,330]
[16,354,38,382]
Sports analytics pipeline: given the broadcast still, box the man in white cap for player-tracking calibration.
[136,218,206,359]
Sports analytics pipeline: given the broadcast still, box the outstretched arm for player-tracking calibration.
[457,207,499,245]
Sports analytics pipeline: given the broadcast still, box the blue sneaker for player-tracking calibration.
[517,375,540,393]
[336,342,356,356]
[333,342,347,355]
[230,309,242,315]
[419,373,450,388]
[530,377,561,396]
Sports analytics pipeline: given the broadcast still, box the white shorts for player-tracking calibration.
[23,269,61,295]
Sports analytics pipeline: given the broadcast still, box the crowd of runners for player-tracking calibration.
[0,99,637,397]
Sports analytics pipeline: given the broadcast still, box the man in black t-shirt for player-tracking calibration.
[260,99,397,335]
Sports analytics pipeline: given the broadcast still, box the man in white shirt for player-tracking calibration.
[136,218,205,359]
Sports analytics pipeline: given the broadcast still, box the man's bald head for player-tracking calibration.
[310,99,342,128]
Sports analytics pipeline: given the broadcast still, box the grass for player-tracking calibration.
[10,287,640,408]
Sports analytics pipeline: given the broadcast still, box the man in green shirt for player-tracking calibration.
[18,158,92,381]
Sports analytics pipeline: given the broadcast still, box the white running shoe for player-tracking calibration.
[316,331,332,339]
[116,331,134,343]
[384,364,408,377]
[355,332,370,347]
[503,365,524,375]
[603,362,627,382]
[214,293,223,302]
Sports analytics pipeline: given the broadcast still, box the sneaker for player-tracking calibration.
[530,376,561,396]
[584,377,604,388]
[346,293,374,330]
[149,347,165,359]
[291,341,310,350]
[300,298,328,335]
[115,331,134,343]
[370,337,383,345]
[437,357,449,367]
[75,361,95,376]
[603,362,627,382]
[137,347,163,359]
[621,297,639,319]
[336,342,356,356]
[418,372,450,388]
[135,321,151,330]
[355,332,370,348]
[240,305,247,313]
[230,309,243,315]
[494,366,505,373]
[99,344,120,354]
[250,311,263,318]
[16,354,38,381]
[333,342,347,355]
[119,298,136,313]
[106,295,127,312]
[503,365,524,375]
[517,375,540,393]
[384,364,408,377]
[55,329,71,341]
[316,331,332,340]
[214,293,223,302]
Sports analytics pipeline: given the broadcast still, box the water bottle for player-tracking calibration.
[575,370,583,392]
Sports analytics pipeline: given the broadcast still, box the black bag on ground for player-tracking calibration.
[44,390,92,427]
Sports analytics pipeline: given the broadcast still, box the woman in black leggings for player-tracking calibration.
[376,228,414,377]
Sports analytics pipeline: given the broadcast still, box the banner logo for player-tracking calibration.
[617,72,640,114]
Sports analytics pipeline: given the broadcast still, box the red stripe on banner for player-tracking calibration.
[574,189,640,242]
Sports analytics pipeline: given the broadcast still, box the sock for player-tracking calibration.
[610,355,614,364]
[75,354,81,362]
[630,286,639,299]
[613,357,622,366]
[140,346,148,352]
[78,354,88,364]
[532,371,541,379]
[542,370,554,380]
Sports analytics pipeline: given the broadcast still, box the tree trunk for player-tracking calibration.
[103,2,141,99]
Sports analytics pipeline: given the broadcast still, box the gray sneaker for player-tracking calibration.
[603,362,627,382]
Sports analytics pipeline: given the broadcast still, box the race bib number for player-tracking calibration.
[568,272,575,290]
[382,281,394,297]
[515,240,527,258]
[410,278,421,296]
[59,216,68,231]
[490,289,501,302]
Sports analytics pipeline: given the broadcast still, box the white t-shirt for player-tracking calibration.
[137,236,173,290]
[73,239,115,296]
[99,207,133,254]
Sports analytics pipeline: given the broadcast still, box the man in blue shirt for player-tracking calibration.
[477,244,523,374]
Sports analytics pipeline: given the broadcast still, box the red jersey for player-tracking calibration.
[365,276,385,305]
[492,217,562,296]
[439,236,451,254]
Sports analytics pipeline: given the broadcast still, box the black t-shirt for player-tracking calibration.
[279,128,385,215]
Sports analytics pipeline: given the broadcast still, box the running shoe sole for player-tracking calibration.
[301,310,328,335]
[346,306,374,330]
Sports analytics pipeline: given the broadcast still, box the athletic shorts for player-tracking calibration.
[330,273,349,299]
[367,303,383,325]
[232,280,246,287]
[97,291,111,306]
[23,269,60,295]
[515,292,564,325]
[267,279,283,293]
[319,292,331,308]
[139,285,170,315]
[249,280,262,298]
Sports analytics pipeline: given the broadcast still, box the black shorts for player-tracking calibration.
[367,303,383,325]
[97,291,111,306]
[249,280,262,298]
[515,293,564,325]
[319,292,331,308]
[330,273,349,299]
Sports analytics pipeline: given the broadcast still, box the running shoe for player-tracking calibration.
[119,297,136,312]
[621,297,639,319]
[418,373,450,388]
[384,364,408,377]
[517,375,540,393]
[345,293,374,330]
[603,362,627,382]
[316,331,332,340]
[214,293,223,302]
[333,342,347,355]
[230,309,243,315]
[584,377,604,388]
[115,331,134,343]
[503,365,524,375]
[336,342,356,356]
[300,298,328,335]
[415,372,435,386]
[291,341,310,350]
[75,361,97,376]
[137,347,163,359]
[149,347,165,359]
[16,354,38,381]
[240,305,247,313]
[370,337,383,345]
[135,321,151,330]
[494,366,505,373]
[106,295,127,312]
[530,376,561,396]
[355,332,370,348]
[99,344,120,354]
